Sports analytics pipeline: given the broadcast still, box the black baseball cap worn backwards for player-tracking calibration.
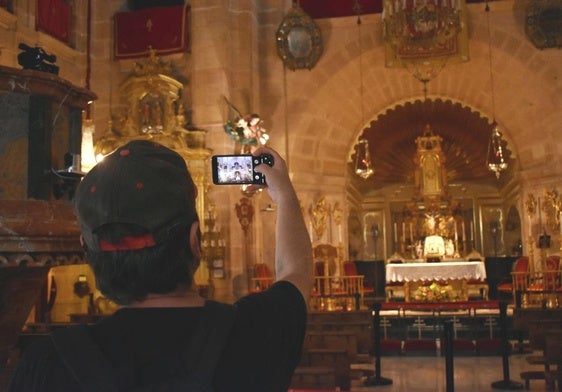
[75,140,198,252]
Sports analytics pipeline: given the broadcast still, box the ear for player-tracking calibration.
[189,221,202,261]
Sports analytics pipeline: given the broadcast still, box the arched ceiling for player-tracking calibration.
[349,98,514,193]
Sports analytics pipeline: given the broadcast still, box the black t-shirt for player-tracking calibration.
[8,281,307,392]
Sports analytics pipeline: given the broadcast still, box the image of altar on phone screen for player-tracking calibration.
[215,156,254,184]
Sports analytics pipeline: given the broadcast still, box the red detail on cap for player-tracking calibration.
[90,185,96,192]
[99,234,156,251]
[136,182,144,189]
[120,149,130,156]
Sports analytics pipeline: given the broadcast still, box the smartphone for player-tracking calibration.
[211,154,273,185]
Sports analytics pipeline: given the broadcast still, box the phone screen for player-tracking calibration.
[212,155,257,185]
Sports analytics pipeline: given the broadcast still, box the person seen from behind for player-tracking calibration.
[8,140,312,391]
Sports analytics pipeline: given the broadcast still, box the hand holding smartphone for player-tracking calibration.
[211,154,274,185]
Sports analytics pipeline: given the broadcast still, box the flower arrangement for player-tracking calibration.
[413,282,455,302]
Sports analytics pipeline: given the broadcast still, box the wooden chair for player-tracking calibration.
[313,244,340,275]
[497,256,530,300]
[343,261,375,296]
[249,263,274,293]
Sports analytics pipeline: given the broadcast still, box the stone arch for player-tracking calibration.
[280,11,560,185]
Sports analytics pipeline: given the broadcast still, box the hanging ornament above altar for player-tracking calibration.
[382,0,469,83]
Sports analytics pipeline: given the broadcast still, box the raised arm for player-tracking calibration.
[252,147,313,300]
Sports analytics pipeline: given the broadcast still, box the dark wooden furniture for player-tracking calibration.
[0,66,95,391]
[513,307,562,389]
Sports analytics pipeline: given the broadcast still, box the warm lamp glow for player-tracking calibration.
[80,118,96,173]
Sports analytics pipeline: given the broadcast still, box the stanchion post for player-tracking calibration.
[364,301,393,386]
[491,301,523,390]
[443,320,454,392]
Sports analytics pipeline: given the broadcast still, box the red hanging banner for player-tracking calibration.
[114,5,190,59]
[36,0,71,43]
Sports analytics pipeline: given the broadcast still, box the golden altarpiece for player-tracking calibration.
[93,51,216,291]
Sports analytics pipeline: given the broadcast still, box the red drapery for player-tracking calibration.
[36,0,71,43]
[300,0,483,19]
[0,0,11,10]
[114,5,190,59]
[300,0,382,18]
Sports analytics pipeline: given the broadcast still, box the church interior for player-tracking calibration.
[1,0,562,390]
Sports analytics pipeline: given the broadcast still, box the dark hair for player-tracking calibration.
[84,222,198,305]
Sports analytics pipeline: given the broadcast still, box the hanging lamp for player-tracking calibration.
[353,0,374,180]
[484,1,508,179]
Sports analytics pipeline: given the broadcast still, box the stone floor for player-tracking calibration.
[350,352,552,391]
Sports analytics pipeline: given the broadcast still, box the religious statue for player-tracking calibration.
[309,197,330,241]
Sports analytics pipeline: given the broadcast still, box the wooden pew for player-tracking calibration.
[307,310,372,355]
[304,330,359,360]
[290,366,336,390]
[299,348,351,391]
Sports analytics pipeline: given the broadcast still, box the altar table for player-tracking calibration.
[386,261,487,283]
[385,261,487,302]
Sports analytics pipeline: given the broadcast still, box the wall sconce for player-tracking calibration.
[354,139,374,179]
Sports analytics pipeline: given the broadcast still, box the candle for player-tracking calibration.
[462,222,466,242]
[394,222,398,243]
[559,212,562,233]
[402,222,406,241]
[409,223,413,242]
[470,221,474,241]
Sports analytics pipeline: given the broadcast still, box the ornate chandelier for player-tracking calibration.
[382,0,466,83]
[383,0,462,49]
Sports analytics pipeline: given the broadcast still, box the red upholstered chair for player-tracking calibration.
[343,261,375,296]
[497,256,530,299]
[312,261,328,297]
[249,263,274,293]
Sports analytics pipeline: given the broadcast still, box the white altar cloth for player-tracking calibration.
[385,261,487,282]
